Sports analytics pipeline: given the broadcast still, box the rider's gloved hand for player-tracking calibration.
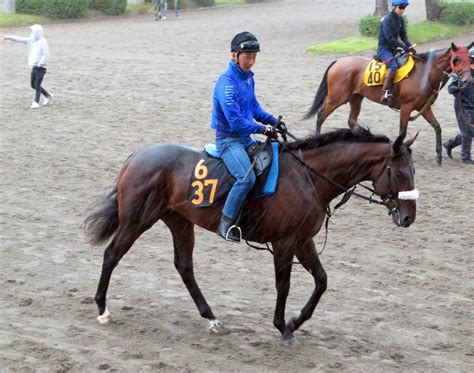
[263,124,277,138]
[276,119,288,133]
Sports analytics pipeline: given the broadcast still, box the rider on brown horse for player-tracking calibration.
[210,32,280,242]
[376,0,416,105]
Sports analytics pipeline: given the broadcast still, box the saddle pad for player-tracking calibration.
[189,142,279,207]
[363,55,415,87]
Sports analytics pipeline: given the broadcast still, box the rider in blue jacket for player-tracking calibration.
[376,0,416,105]
[211,31,278,242]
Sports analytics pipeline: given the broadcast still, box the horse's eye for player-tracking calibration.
[453,57,461,66]
[396,171,406,179]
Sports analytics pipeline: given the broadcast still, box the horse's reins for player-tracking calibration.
[246,126,399,257]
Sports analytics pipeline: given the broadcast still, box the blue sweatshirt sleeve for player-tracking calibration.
[448,76,461,95]
[216,76,265,134]
[399,18,411,47]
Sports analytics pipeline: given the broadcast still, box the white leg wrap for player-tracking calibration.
[97,308,110,325]
[209,319,221,329]
[398,189,419,200]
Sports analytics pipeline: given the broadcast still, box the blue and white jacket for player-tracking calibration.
[211,60,276,138]
[377,11,411,53]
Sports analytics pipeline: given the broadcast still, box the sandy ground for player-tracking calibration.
[1,1,473,371]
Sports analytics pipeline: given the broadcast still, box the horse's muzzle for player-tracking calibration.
[389,189,419,227]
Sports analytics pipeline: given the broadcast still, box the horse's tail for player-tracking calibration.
[303,60,337,120]
[84,187,119,245]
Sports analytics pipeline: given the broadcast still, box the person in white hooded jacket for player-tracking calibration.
[4,24,52,109]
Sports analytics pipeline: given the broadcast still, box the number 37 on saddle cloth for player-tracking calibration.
[188,141,280,208]
[364,54,415,86]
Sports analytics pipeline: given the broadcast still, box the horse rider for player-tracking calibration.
[376,0,416,105]
[211,31,279,242]
[443,48,474,164]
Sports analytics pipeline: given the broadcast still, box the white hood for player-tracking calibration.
[30,24,44,41]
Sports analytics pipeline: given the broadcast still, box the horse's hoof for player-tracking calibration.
[97,308,110,325]
[281,335,301,348]
[209,319,230,335]
[436,156,442,165]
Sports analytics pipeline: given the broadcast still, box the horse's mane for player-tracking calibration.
[285,128,390,151]
[416,48,448,62]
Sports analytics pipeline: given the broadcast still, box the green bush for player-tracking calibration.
[193,0,214,6]
[358,15,380,37]
[16,0,91,18]
[92,0,127,15]
[439,2,474,25]
[358,14,409,37]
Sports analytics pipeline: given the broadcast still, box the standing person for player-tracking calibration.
[376,0,416,105]
[156,0,179,20]
[443,48,474,164]
[4,24,52,109]
[211,31,279,242]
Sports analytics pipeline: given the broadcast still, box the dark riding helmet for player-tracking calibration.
[230,32,260,54]
[392,0,409,6]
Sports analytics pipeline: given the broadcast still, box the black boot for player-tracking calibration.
[443,134,462,159]
[380,69,396,106]
[216,215,241,242]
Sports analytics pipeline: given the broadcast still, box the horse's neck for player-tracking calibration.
[416,51,451,91]
[305,143,389,196]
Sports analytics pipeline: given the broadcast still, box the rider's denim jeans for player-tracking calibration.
[216,136,256,220]
[376,48,398,71]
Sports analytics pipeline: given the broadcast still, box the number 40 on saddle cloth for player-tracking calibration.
[364,54,415,86]
[188,142,280,208]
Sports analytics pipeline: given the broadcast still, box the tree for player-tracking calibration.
[425,0,441,21]
[374,0,389,17]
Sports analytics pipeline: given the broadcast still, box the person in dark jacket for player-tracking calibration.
[211,31,279,242]
[376,0,416,105]
[443,48,474,164]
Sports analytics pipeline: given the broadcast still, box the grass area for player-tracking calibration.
[215,0,246,4]
[126,3,153,15]
[0,13,45,28]
[307,21,473,54]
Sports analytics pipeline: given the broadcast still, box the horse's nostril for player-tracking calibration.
[403,215,413,226]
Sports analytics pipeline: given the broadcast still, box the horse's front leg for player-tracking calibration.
[272,240,297,347]
[421,107,443,165]
[286,239,327,334]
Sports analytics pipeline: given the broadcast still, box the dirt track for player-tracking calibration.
[1,1,473,371]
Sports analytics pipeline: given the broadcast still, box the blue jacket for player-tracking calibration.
[448,70,474,124]
[377,11,411,53]
[211,60,276,138]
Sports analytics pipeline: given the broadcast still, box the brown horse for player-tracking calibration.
[304,42,473,164]
[84,128,418,347]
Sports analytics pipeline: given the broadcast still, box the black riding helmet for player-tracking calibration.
[230,31,260,54]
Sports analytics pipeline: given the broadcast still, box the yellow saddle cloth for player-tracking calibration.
[363,55,415,86]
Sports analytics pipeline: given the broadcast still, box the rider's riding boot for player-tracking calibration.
[380,69,396,105]
[216,215,241,242]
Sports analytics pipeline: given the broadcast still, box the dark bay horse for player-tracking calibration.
[304,42,473,164]
[84,128,418,347]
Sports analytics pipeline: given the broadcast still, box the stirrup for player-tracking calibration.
[225,224,242,242]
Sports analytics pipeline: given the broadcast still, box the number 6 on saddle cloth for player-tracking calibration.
[188,141,280,208]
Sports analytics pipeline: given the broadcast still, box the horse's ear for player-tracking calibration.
[404,132,419,148]
[468,41,474,50]
[393,135,404,155]
[451,42,458,52]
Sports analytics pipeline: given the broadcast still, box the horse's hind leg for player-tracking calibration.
[163,213,227,335]
[348,95,364,133]
[286,239,327,334]
[95,229,141,324]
